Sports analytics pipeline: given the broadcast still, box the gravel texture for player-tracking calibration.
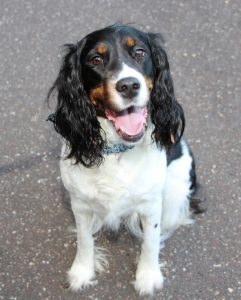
[0,0,241,299]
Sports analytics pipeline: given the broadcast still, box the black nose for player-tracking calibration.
[116,77,140,98]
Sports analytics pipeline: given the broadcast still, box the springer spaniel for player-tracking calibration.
[47,24,203,296]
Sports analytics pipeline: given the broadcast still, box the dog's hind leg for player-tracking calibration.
[162,141,194,233]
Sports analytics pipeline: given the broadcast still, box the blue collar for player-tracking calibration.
[102,142,135,155]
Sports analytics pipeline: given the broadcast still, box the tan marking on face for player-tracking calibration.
[144,76,153,90]
[89,82,118,116]
[126,36,135,47]
[97,42,107,54]
[170,133,175,144]
[89,84,106,106]
[107,80,117,103]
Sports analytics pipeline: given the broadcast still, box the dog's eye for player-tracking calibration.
[134,49,145,59]
[91,56,104,65]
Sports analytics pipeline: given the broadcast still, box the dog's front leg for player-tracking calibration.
[68,208,96,291]
[135,208,163,296]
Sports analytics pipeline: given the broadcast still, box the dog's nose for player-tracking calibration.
[116,77,140,98]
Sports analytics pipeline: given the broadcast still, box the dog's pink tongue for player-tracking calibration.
[106,108,147,136]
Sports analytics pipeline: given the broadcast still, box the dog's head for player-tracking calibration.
[47,24,185,167]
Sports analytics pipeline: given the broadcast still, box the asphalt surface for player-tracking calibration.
[0,1,241,299]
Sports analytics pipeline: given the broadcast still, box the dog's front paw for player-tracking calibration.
[134,264,164,296]
[68,262,97,291]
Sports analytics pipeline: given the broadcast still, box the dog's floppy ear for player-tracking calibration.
[47,39,104,167]
[148,33,185,148]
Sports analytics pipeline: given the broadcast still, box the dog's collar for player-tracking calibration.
[102,142,135,155]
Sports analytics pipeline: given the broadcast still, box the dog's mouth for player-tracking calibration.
[105,106,148,142]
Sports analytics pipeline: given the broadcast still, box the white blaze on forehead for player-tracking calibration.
[115,63,146,84]
[110,63,150,109]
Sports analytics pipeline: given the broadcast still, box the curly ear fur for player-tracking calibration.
[47,41,104,167]
[148,33,185,148]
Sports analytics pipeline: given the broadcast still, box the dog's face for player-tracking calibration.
[81,26,154,142]
[47,24,185,167]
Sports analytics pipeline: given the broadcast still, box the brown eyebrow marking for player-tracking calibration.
[126,36,135,47]
[96,43,107,54]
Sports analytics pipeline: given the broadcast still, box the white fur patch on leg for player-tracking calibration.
[67,262,97,291]
[94,246,109,273]
[134,262,164,296]
[125,213,143,239]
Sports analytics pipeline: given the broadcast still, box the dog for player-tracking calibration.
[47,24,203,296]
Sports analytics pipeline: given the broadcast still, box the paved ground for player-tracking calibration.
[1,0,241,299]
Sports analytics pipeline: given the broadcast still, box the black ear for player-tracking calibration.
[47,40,104,167]
[148,33,185,148]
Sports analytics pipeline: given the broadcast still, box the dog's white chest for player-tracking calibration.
[60,144,166,218]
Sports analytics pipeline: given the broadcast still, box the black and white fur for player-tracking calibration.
[47,24,200,296]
